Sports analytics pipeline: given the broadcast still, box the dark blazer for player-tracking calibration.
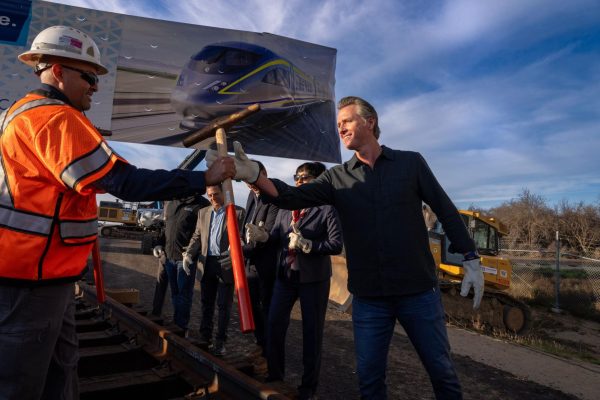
[158,195,209,261]
[270,205,343,283]
[242,192,279,276]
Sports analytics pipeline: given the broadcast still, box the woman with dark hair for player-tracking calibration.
[246,161,343,400]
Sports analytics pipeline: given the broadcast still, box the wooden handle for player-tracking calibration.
[182,104,261,147]
[215,128,234,205]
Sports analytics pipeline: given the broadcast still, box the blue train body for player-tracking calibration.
[171,42,332,129]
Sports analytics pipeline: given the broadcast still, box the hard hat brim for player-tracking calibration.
[18,51,109,75]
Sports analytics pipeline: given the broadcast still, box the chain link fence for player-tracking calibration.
[500,236,600,322]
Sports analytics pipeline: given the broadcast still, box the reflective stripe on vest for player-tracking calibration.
[0,98,65,133]
[61,141,114,189]
[0,162,12,208]
[0,99,66,209]
[0,97,99,238]
[0,205,53,236]
[60,219,98,239]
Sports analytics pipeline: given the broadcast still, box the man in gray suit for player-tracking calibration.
[183,184,245,355]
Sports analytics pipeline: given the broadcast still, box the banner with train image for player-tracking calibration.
[0,0,340,162]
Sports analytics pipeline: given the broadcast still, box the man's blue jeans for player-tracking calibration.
[165,259,196,330]
[352,288,462,400]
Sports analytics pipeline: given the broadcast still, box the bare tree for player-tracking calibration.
[489,189,555,248]
[558,201,600,254]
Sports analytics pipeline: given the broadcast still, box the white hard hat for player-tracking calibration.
[18,25,108,75]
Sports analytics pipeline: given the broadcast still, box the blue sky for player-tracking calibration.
[48,0,600,209]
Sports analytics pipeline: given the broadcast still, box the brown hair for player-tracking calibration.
[337,96,380,139]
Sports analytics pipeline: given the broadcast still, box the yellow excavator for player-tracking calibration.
[97,200,164,254]
[329,209,530,334]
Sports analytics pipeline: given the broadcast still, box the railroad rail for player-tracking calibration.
[77,283,292,399]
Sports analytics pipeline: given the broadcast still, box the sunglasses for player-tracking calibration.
[293,174,314,182]
[61,65,99,86]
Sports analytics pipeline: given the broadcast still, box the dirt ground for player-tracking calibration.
[93,237,600,399]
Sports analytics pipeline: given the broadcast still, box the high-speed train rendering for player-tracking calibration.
[170,42,333,129]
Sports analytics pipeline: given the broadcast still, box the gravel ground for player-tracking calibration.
[91,237,592,399]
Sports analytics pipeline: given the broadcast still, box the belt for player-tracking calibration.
[207,255,229,260]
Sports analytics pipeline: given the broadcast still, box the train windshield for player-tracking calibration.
[190,46,262,74]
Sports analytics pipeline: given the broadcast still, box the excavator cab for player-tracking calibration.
[434,211,512,290]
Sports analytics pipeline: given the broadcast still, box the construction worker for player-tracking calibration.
[0,25,235,400]
[209,96,484,400]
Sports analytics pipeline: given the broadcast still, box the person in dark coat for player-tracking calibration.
[246,162,343,400]
[151,195,209,334]
[241,161,279,356]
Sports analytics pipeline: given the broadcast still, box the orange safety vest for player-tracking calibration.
[0,93,126,282]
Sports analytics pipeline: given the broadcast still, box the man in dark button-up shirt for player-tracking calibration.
[211,96,484,400]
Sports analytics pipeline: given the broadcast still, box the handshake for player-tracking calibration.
[206,141,260,183]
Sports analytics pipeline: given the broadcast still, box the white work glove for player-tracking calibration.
[288,225,312,254]
[461,257,484,310]
[205,141,259,183]
[245,221,268,244]
[182,252,193,276]
[152,245,165,258]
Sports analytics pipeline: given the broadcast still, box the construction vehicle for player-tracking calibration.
[329,209,530,334]
[98,200,164,254]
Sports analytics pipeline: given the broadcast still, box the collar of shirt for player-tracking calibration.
[208,206,226,256]
[347,145,394,169]
[212,206,225,216]
[33,84,74,107]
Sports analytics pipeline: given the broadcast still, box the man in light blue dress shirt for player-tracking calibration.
[184,184,245,355]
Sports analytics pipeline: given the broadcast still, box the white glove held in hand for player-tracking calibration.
[245,222,268,243]
[288,225,312,254]
[153,245,165,258]
[233,141,259,182]
[461,258,484,309]
[205,141,259,183]
[182,252,193,276]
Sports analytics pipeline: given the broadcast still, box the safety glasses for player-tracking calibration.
[293,174,314,182]
[60,65,99,86]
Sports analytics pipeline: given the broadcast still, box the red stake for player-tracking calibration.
[92,238,106,304]
[226,203,254,332]
[216,127,254,332]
